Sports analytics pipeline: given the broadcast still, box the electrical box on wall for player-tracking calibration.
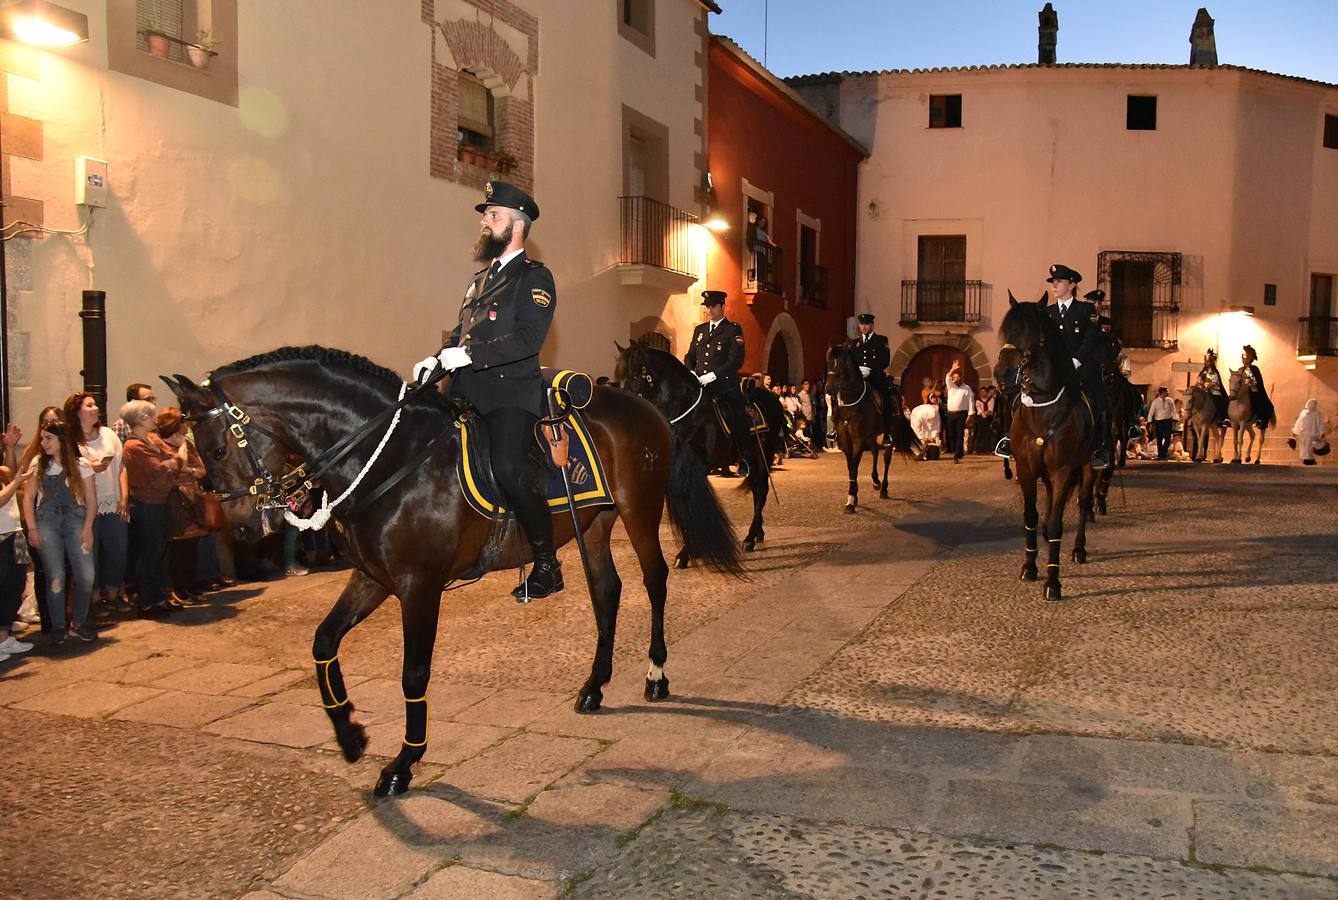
[75,157,108,207]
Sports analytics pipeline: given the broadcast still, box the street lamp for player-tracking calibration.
[0,0,89,48]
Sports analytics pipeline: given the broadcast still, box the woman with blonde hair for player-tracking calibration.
[21,420,97,645]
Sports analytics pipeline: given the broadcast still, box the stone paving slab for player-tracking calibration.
[112,689,255,729]
[228,668,308,698]
[151,661,282,695]
[433,732,603,804]
[13,680,163,718]
[351,718,513,767]
[204,701,334,749]
[408,866,557,899]
[451,688,573,728]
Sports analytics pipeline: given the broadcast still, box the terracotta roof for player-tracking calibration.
[712,36,869,156]
[785,62,1338,91]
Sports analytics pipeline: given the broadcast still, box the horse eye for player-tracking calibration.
[212,447,226,461]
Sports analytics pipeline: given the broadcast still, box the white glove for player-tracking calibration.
[438,346,472,371]
[1071,357,1083,369]
[412,355,439,383]
[858,366,871,378]
[697,372,718,386]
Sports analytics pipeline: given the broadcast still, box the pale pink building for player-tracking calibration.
[792,20,1338,457]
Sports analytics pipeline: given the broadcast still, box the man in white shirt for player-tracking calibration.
[943,361,975,462]
[1147,386,1177,460]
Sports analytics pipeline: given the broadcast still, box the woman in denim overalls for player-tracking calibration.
[21,422,97,645]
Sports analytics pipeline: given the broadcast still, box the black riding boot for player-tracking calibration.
[1090,406,1111,470]
[513,551,564,604]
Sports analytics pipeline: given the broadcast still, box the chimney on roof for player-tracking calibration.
[1189,8,1217,67]
[1038,3,1058,64]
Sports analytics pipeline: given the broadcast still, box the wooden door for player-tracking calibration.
[901,345,977,404]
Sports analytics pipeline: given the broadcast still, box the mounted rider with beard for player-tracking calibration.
[412,181,563,602]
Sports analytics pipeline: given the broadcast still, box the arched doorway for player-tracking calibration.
[901,345,979,401]
[767,339,789,385]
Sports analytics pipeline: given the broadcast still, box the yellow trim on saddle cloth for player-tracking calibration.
[455,412,613,519]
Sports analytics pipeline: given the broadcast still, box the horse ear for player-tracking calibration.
[613,340,626,353]
[1038,291,1050,307]
[1008,290,1019,308]
[160,375,181,399]
[165,374,207,410]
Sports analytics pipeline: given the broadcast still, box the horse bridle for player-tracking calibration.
[628,359,705,426]
[828,353,869,409]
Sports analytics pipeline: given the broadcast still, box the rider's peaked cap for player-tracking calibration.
[475,180,539,221]
[701,290,728,306]
[856,313,876,324]
[1046,263,1082,283]
[1083,289,1105,302]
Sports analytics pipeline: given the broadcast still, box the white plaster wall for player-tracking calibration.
[5,0,707,426]
[831,66,1338,425]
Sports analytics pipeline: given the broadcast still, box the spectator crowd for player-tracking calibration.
[0,382,341,666]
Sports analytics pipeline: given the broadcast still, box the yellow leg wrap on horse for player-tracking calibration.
[314,656,349,709]
[403,695,429,748]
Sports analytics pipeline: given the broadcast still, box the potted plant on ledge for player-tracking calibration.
[144,24,171,58]
[188,30,219,69]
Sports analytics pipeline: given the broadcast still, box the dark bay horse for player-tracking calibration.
[614,340,783,558]
[825,344,917,514]
[997,293,1098,601]
[165,346,741,796]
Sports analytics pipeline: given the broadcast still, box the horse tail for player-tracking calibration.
[893,414,921,458]
[665,431,745,578]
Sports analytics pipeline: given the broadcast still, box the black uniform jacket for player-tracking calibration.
[443,251,556,416]
[1047,298,1103,366]
[850,333,891,387]
[684,318,745,392]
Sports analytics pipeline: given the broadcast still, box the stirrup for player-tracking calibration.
[1090,449,1111,470]
[993,437,1013,460]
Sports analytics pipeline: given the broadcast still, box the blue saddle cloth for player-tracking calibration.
[455,410,613,519]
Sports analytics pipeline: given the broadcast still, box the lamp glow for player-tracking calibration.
[1,1,89,48]
[703,215,729,232]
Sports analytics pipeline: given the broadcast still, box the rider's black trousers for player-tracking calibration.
[484,406,554,559]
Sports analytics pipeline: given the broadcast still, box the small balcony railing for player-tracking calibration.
[900,280,983,323]
[618,196,697,278]
[799,263,827,308]
[746,243,783,295]
[1298,316,1338,357]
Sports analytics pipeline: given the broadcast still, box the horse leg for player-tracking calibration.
[312,571,390,765]
[568,510,623,713]
[1042,475,1071,601]
[845,448,860,514]
[870,444,881,488]
[1072,469,1095,564]
[373,576,443,797]
[1213,427,1223,464]
[1094,468,1109,517]
[1252,427,1264,464]
[742,465,766,552]
[616,505,671,704]
[1019,476,1039,582]
[878,445,892,499]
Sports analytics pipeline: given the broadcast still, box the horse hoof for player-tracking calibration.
[1072,550,1087,564]
[1020,567,1038,582]
[1044,584,1062,602]
[337,722,369,764]
[742,540,756,553]
[373,768,412,797]
[644,676,671,702]
[844,505,856,515]
[575,689,603,714]
[1230,459,1241,465]
[674,555,689,570]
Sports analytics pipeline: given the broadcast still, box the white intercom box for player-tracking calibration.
[75,156,108,207]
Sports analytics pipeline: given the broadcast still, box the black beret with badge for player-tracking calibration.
[475,180,540,220]
[1046,263,1082,283]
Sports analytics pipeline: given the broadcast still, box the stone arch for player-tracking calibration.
[889,332,993,387]
[762,313,804,385]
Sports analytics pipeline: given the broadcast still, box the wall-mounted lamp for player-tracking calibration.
[1225,305,1255,316]
[703,214,729,232]
[0,0,89,48]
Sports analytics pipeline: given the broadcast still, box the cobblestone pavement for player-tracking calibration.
[2,452,1335,898]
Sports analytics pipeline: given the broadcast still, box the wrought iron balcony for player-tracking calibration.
[900,280,983,323]
[1298,316,1338,357]
[618,196,697,278]
[746,243,783,296]
[799,263,827,308]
